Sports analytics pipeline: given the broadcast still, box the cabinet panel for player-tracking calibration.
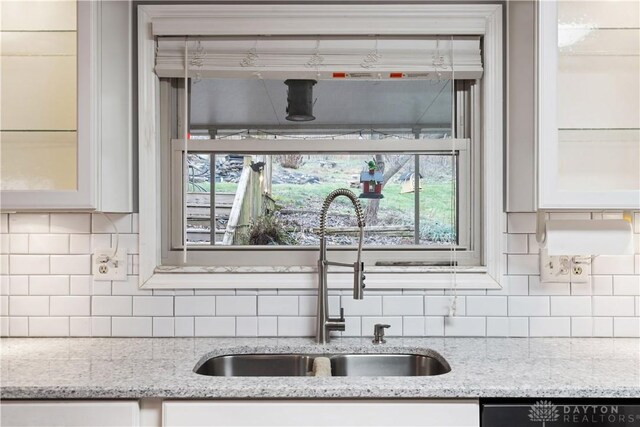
[0,401,139,427]
[537,0,640,209]
[1,132,77,190]
[163,400,480,427]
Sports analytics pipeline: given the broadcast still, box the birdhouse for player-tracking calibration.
[359,170,384,199]
[399,171,423,194]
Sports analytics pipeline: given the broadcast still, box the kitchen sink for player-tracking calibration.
[194,353,450,377]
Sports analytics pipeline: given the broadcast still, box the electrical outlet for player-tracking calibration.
[540,248,571,283]
[570,256,591,283]
[93,248,127,281]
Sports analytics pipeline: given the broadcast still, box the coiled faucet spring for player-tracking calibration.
[319,188,365,239]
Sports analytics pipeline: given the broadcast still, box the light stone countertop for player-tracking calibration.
[1,337,639,399]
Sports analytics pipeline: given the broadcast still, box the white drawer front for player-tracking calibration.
[163,400,479,427]
[1,401,139,427]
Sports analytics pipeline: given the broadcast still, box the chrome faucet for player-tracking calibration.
[316,189,366,344]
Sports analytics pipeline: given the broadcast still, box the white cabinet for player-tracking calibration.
[0,1,133,212]
[537,0,640,209]
[0,401,140,427]
[162,400,480,427]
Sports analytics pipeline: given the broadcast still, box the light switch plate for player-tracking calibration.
[540,248,571,283]
[93,248,127,281]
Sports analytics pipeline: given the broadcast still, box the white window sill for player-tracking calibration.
[141,266,501,290]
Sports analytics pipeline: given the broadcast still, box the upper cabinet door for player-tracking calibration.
[0,1,133,212]
[0,0,96,210]
[537,0,640,209]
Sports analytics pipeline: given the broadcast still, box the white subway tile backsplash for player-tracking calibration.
[50,214,90,234]
[403,316,426,336]
[486,317,509,336]
[257,296,298,316]
[216,296,256,316]
[50,296,90,316]
[29,234,68,254]
[91,317,111,337]
[444,317,486,337]
[593,296,635,316]
[425,296,465,316]
[530,317,570,337]
[613,276,640,295]
[9,214,49,233]
[92,213,132,234]
[593,317,614,337]
[175,317,194,337]
[613,317,640,337]
[236,317,258,337]
[50,255,91,275]
[0,317,8,336]
[29,317,68,336]
[383,296,423,316]
[0,296,8,316]
[529,276,570,296]
[10,255,49,275]
[466,296,507,316]
[278,316,314,337]
[361,316,402,337]
[571,317,594,337]
[9,234,29,253]
[69,234,91,254]
[195,317,235,337]
[298,296,317,316]
[550,296,591,316]
[425,317,444,336]
[112,317,152,337]
[508,317,529,337]
[506,234,528,254]
[0,215,8,234]
[343,316,362,337]
[508,276,530,295]
[507,254,539,275]
[507,213,536,234]
[92,281,111,296]
[592,276,613,295]
[9,317,28,336]
[1,210,638,338]
[9,276,28,295]
[133,296,173,316]
[10,296,49,316]
[508,296,549,316]
[70,317,91,336]
[92,296,132,316]
[340,296,382,316]
[592,256,635,275]
[175,296,215,316]
[30,276,69,295]
[258,316,278,336]
[152,317,174,337]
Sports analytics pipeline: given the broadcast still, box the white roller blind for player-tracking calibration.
[155,37,483,80]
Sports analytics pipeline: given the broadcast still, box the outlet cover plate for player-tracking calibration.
[93,248,127,281]
[540,248,571,283]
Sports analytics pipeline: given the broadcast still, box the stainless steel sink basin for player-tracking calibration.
[195,353,450,377]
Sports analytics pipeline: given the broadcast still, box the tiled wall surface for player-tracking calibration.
[1,212,639,337]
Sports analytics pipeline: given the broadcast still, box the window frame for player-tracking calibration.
[137,3,504,290]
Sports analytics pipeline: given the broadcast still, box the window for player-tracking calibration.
[138,4,503,288]
[161,70,480,267]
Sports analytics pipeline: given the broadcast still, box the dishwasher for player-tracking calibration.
[481,398,640,426]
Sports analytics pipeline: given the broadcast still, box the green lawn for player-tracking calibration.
[190,181,454,224]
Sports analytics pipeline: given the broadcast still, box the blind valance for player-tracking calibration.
[155,37,483,80]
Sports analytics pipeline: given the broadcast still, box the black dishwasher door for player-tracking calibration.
[481,399,640,427]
